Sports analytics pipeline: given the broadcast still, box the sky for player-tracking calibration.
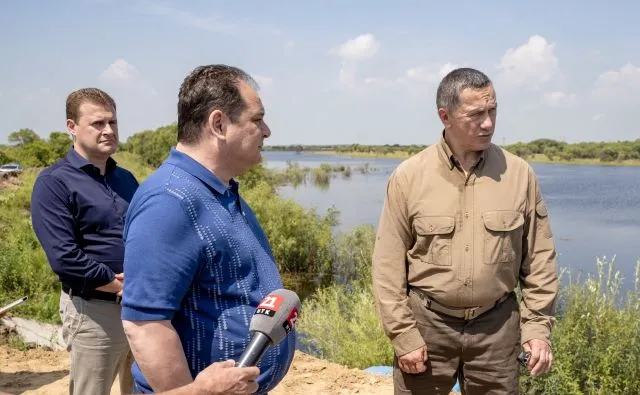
[1,0,639,146]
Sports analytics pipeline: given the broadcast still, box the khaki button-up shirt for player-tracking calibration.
[372,136,559,356]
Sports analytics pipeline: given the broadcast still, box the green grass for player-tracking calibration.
[297,225,393,369]
[298,282,393,369]
[0,169,60,322]
[520,258,640,394]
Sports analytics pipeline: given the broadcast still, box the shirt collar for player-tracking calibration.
[437,130,487,171]
[165,147,234,195]
[65,147,117,174]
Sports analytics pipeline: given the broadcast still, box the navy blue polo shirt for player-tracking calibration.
[121,148,296,394]
[31,148,139,292]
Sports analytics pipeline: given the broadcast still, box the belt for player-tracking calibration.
[409,286,511,320]
[62,285,121,304]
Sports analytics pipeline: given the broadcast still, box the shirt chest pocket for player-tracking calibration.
[481,210,525,264]
[413,216,455,266]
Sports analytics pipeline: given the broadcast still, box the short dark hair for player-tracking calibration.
[66,88,116,122]
[436,68,492,112]
[177,64,258,144]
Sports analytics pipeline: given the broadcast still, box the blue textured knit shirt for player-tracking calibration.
[121,148,295,394]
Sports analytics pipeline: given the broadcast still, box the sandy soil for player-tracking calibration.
[0,173,22,191]
[0,345,395,395]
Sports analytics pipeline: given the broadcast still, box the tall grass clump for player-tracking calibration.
[311,166,331,189]
[298,225,394,369]
[282,161,308,187]
[520,257,640,395]
[0,170,60,322]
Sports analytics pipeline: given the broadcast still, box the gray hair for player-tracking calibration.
[436,68,492,112]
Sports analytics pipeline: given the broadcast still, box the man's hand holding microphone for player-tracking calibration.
[159,289,300,395]
[190,360,259,395]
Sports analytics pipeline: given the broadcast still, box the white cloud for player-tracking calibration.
[592,63,640,99]
[405,63,459,84]
[252,74,274,88]
[336,33,380,60]
[99,59,139,84]
[543,91,577,107]
[592,114,604,121]
[497,35,559,90]
[332,33,381,88]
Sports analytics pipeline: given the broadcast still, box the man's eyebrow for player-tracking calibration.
[465,106,485,113]
[466,102,497,113]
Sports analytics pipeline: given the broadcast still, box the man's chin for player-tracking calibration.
[475,136,493,150]
[99,145,118,157]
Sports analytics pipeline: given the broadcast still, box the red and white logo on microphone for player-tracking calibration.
[282,307,299,334]
[255,295,283,317]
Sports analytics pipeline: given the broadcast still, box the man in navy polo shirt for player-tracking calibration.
[31,88,138,395]
[121,65,295,394]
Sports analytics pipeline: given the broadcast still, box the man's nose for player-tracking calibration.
[480,114,493,130]
[262,122,271,138]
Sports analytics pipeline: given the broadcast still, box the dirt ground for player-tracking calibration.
[0,173,22,191]
[0,345,396,395]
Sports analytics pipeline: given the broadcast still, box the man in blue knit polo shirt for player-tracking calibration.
[121,65,295,394]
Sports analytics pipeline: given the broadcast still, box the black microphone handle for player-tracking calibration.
[235,331,272,368]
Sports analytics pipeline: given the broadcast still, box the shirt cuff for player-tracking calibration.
[391,327,426,356]
[121,305,175,321]
[82,265,116,292]
[521,323,552,348]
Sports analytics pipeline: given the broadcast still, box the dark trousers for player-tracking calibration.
[394,291,521,395]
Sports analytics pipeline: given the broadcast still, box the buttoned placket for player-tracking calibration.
[452,160,481,304]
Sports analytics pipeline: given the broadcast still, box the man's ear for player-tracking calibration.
[66,119,77,140]
[208,109,227,140]
[437,108,451,128]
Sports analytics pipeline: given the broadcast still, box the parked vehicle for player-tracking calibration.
[0,162,23,175]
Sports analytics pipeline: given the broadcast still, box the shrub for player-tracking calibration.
[520,258,640,394]
[298,225,394,369]
[242,181,338,275]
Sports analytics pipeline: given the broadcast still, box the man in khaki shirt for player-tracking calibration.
[372,67,559,394]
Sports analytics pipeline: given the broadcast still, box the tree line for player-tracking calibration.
[269,138,640,162]
[3,125,640,168]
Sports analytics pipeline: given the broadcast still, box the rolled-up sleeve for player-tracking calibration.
[372,169,424,356]
[31,174,115,291]
[519,168,560,347]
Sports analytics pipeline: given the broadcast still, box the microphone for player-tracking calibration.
[235,288,301,368]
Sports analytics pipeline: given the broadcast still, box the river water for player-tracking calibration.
[262,150,640,291]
